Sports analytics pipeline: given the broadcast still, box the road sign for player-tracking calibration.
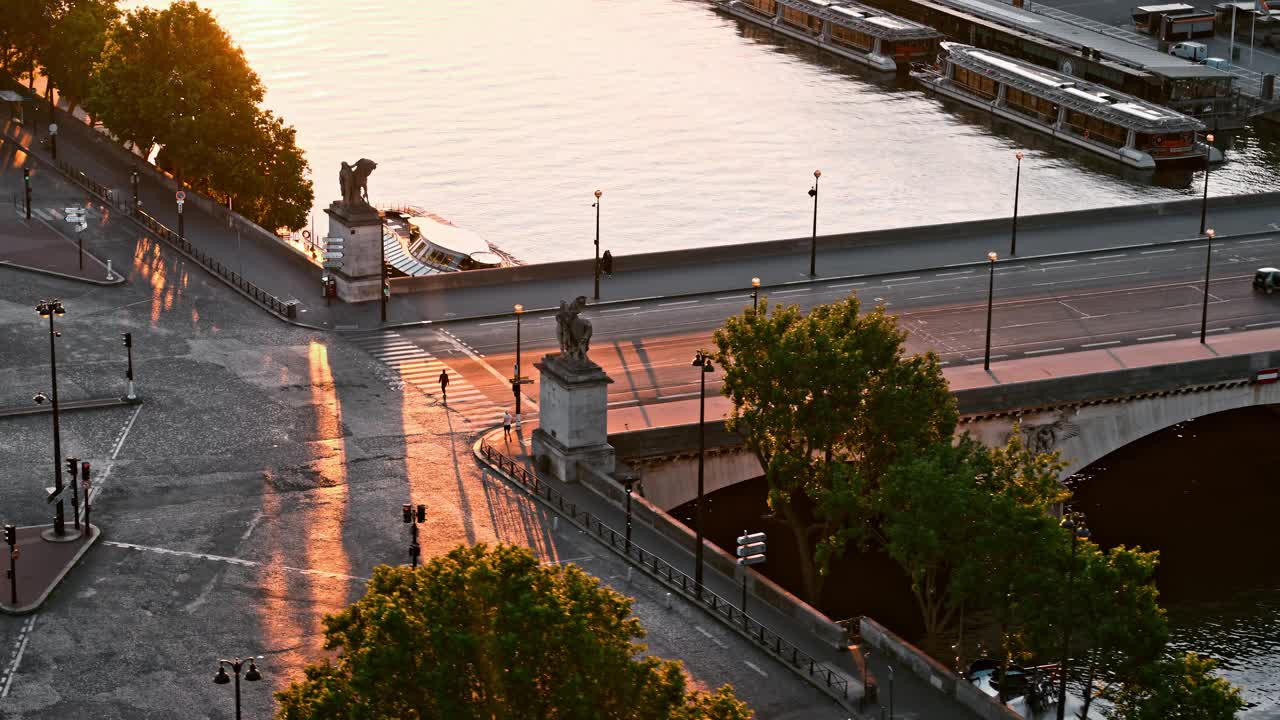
[49,123,57,135]
[46,486,63,503]
[1257,368,1279,384]
[322,260,343,269]
[324,237,344,252]
[736,531,766,566]
[323,251,344,259]
[302,230,312,240]
[64,207,81,216]
[175,190,186,202]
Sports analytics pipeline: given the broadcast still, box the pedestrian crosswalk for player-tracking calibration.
[348,330,504,428]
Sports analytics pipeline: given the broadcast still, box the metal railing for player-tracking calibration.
[478,440,852,702]
[52,158,295,318]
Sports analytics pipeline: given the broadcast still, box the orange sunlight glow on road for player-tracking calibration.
[130,234,187,325]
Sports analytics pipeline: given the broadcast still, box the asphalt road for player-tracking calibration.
[392,234,1280,412]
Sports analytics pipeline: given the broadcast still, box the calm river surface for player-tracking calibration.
[131,0,1280,262]
[129,0,1280,712]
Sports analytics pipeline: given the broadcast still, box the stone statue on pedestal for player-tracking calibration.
[338,158,378,209]
[555,296,593,363]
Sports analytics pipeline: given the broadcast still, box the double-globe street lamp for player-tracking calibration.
[1200,134,1215,235]
[513,303,524,416]
[751,277,761,311]
[808,170,821,277]
[984,252,998,371]
[1056,514,1092,720]
[35,300,69,537]
[593,189,602,301]
[1200,228,1216,344]
[1011,151,1024,256]
[691,350,715,600]
[213,657,262,720]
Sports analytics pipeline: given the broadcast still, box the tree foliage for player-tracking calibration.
[40,0,120,112]
[1104,652,1245,720]
[713,295,956,603]
[275,544,753,720]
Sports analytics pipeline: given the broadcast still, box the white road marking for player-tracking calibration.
[478,319,514,326]
[1140,248,1176,254]
[714,294,751,300]
[542,555,594,566]
[103,541,369,581]
[693,625,727,648]
[1245,320,1280,328]
[1081,340,1121,348]
[1200,327,1230,334]
[87,403,144,508]
[1,615,37,698]
[658,300,699,306]
[1090,254,1127,260]
[1024,347,1065,355]
[827,281,866,288]
[744,661,768,678]
[889,276,921,281]
[601,306,643,313]
[1235,238,1270,244]
[1138,334,1177,341]
[936,270,974,276]
[1039,259,1077,265]
[770,288,809,295]
[1032,270,1149,287]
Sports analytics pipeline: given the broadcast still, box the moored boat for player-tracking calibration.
[912,43,1224,169]
[380,207,518,277]
[714,0,943,72]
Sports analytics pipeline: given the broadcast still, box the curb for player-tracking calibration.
[0,259,124,287]
[0,523,100,615]
[0,396,141,419]
[469,433,867,717]
[359,227,1272,332]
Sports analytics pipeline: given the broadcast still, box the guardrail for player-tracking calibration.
[477,440,852,703]
[52,158,296,319]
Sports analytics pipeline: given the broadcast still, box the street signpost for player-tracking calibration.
[65,206,87,269]
[735,531,766,623]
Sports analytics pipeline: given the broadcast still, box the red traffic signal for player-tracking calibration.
[402,504,412,523]
[80,461,90,481]
[416,504,426,523]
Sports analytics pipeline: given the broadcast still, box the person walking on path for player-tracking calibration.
[439,369,449,405]
[503,410,513,440]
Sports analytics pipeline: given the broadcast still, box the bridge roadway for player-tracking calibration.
[391,232,1280,415]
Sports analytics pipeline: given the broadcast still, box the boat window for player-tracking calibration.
[831,24,875,51]
[1063,110,1128,147]
[882,39,934,60]
[744,0,777,15]
[781,6,823,33]
[1005,87,1059,123]
[953,65,998,100]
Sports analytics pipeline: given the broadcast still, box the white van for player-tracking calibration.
[1204,56,1230,70]
[1169,41,1208,62]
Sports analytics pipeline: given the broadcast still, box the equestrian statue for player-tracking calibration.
[555,296,593,364]
[338,158,378,209]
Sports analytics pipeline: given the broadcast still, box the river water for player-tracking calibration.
[130,0,1280,262]
[127,0,1280,713]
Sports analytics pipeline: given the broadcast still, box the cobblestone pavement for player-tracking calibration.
[0,192,848,718]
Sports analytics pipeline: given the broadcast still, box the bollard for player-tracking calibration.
[105,259,114,281]
[552,516,559,532]
[665,592,672,609]
[626,566,633,584]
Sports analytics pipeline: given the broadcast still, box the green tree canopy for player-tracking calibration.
[713,295,957,602]
[1104,652,1245,720]
[275,544,753,720]
[39,0,120,112]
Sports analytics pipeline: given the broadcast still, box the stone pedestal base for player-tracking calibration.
[532,353,615,483]
[325,201,384,302]
[328,271,382,303]
[531,427,615,484]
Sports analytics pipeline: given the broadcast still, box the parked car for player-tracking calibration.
[1253,267,1280,293]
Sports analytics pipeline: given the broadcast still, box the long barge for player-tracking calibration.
[714,0,943,71]
[912,43,1223,169]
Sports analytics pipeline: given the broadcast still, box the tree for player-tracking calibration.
[2,0,60,85]
[223,109,313,231]
[1104,652,1245,720]
[39,0,120,114]
[713,295,957,603]
[274,544,753,720]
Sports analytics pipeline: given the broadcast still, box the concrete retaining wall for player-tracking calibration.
[388,191,1280,295]
[955,348,1280,416]
[575,461,849,649]
[860,617,1022,720]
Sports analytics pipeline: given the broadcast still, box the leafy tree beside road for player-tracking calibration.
[275,544,752,720]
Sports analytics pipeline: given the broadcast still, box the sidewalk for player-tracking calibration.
[0,523,100,615]
[0,210,121,285]
[477,423,982,720]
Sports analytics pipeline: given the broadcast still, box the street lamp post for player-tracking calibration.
[984,252,998,371]
[36,300,67,537]
[1200,134,1215,235]
[380,228,388,323]
[593,189,602,300]
[691,350,715,599]
[751,277,761,311]
[213,657,262,720]
[402,503,426,568]
[808,170,821,277]
[622,473,638,554]
[1056,515,1091,720]
[130,168,140,216]
[888,663,896,720]
[1011,152,1024,256]
[513,304,524,416]
[177,196,185,241]
[1200,228,1216,344]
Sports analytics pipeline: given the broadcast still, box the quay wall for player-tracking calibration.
[390,192,1280,296]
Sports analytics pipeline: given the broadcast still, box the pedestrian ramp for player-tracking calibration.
[347,330,504,428]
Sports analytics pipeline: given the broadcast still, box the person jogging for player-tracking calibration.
[439,369,449,405]
[503,410,513,440]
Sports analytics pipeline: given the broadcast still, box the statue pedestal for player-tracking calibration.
[531,354,615,483]
[324,201,383,303]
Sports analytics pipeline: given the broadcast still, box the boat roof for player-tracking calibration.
[1134,3,1196,13]
[781,0,942,40]
[942,43,1207,132]
[409,215,491,257]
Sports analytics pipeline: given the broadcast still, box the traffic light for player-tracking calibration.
[402,504,412,523]
[65,457,79,479]
[601,250,614,277]
[382,282,390,299]
[80,461,90,482]
[3,525,14,547]
[416,504,426,523]
[23,168,31,217]
[122,332,132,348]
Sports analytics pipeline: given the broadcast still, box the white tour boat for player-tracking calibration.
[715,0,943,72]
[912,43,1224,169]
[380,207,517,277]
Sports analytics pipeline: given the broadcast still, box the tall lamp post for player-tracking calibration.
[984,252,998,371]
[1200,228,1216,344]
[593,189,602,300]
[36,300,68,537]
[402,503,426,567]
[1200,134,1215,235]
[213,657,262,720]
[1011,151,1024,256]
[513,304,524,416]
[622,472,638,554]
[380,228,388,323]
[1056,514,1091,720]
[751,277,761,311]
[808,170,821,277]
[691,350,715,599]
